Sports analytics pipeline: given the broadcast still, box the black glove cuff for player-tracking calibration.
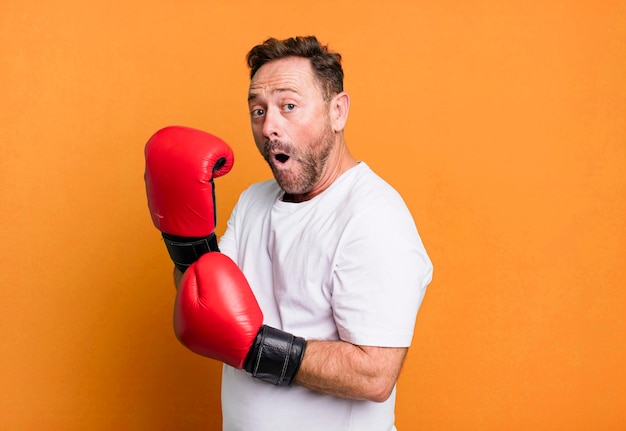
[244,325,307,386]
[162,232,219,273]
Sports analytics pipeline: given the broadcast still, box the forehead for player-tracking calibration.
[248,57,320,98]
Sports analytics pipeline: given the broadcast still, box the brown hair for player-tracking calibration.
[246,36,344,101]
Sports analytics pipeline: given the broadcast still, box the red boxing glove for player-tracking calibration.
[144,126,234,272]
[174,253,307,386]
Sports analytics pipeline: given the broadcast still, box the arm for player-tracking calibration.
[176,259,408,400]
[295,340,407,403]
[173,267,183,289]
[174,253,414,398]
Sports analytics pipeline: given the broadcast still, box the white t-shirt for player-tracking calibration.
[218,162,432,431]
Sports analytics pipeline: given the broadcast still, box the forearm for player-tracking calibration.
[173,266,183,289]
[173,265,406,401]
[294,340,407,403]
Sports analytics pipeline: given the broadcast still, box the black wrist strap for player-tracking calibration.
[244,325,307,386]
[162,232,219,273]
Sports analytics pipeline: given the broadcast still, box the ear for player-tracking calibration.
[329,91,350,132]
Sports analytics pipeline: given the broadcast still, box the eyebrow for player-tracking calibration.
[248,87,301,103]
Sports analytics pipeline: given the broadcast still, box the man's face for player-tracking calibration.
[247,56,335,197]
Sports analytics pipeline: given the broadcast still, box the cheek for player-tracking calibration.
[254,138,265,156]
[250,120,261,135]
[250,123,264,144]
[294,116,324,141]
[302,116,331,144]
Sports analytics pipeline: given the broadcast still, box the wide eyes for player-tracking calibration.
[250,104,296,119]
[250,108,265,118]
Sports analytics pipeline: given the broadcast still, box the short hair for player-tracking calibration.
[246,36,344,101]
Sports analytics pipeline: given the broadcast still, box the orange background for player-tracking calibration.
[1,1,625,429]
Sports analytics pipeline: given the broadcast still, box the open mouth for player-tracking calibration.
[274,153,290,164]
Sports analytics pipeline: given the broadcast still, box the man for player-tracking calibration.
[145,36,432,430]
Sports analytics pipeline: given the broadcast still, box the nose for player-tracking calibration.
[261,107,281,139]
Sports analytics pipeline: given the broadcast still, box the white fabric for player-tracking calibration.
[218,162,432,431]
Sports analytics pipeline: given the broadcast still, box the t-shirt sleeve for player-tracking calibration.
[331,196,433,347]
[217,190,244,266]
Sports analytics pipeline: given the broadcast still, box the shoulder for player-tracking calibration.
[241,178,281,197]
[226,179,281,229]
[338,163,413,222]
[236,179,282,207]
